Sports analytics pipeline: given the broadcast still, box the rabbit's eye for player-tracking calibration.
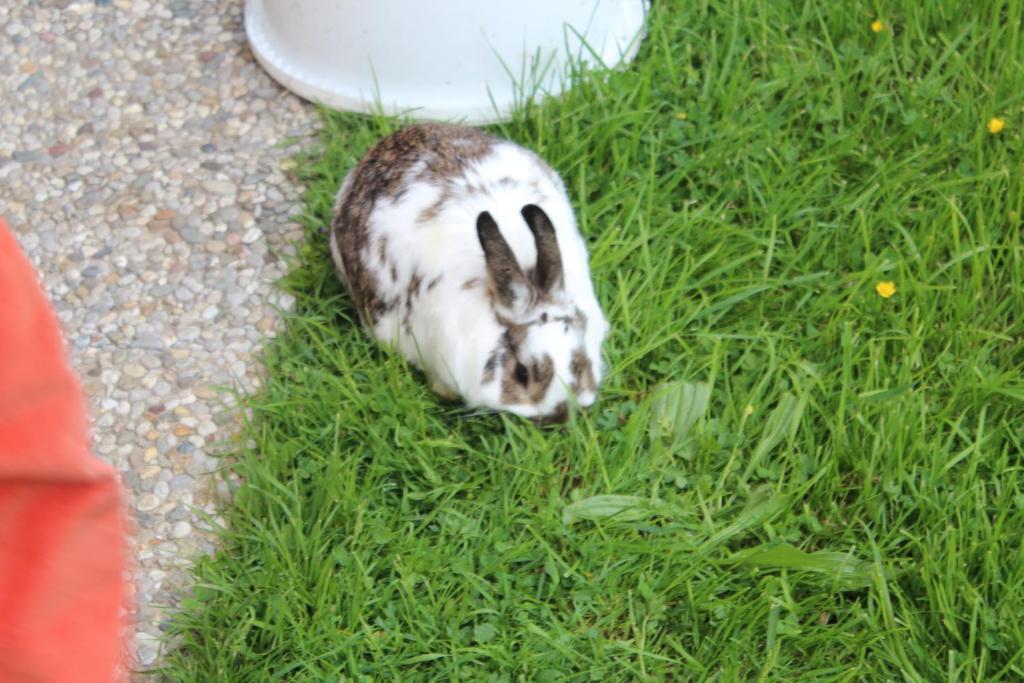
[514,362,529,386]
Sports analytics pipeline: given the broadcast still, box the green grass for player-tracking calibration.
[162,1,1024,680]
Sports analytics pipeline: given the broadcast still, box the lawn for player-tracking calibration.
[162,1,1024,680]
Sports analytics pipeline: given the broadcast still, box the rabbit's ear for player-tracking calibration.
[477,211,531,309]
[521,204,563,293]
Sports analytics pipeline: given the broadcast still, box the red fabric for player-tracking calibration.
[0,217,129,682]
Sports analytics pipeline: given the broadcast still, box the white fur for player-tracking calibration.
[335,139,609,419]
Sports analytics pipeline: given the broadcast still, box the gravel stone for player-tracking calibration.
[124,364,147,379]
[2,0,314,673]
[13,149,50,163]
[179,227,203,244]
[137,645,159,667]
[166,506,190,522]
[133,332,165,351]
[122,470,141,490]
[171,521,192,539]
[202,180,236,195]
[170,473,194,490]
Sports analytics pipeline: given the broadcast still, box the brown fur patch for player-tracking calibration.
[553,307,587,330]
[402,270,424,330]
[407,271,423,300]
[417,187,452,224]
[497,322,554,405]
[331,123,495,325]
[482,350,500,383]
[570,348,596,393]
[534,401,569,426]
[502,324,528,354]
[500,353,555,405]
[427,275,442,291]
[529,356,556,402]
[462,278,480,290]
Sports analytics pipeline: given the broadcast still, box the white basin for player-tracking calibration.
[245,0,647,124]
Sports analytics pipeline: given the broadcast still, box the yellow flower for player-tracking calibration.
[871,19,884,32]
[676,112,687,121]
[875,281,896,298]
[988,117,1005,134]
[743,404,754,417]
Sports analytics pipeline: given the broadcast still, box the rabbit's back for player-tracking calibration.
[331,124,571,326]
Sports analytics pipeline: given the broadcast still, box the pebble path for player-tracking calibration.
[1,0,317,672]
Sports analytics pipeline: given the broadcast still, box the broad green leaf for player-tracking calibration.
[651,380,711,449]
[731,541,873,589]
[706,491,788,546]
[473,623,498,644]
[743,392,806,480]
[562,495,663,525]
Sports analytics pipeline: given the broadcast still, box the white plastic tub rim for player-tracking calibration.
[246,0,650,124]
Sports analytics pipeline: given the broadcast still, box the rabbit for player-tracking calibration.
[329,123,609,423]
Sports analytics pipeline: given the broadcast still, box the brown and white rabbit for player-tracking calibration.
[330,123,608,422]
